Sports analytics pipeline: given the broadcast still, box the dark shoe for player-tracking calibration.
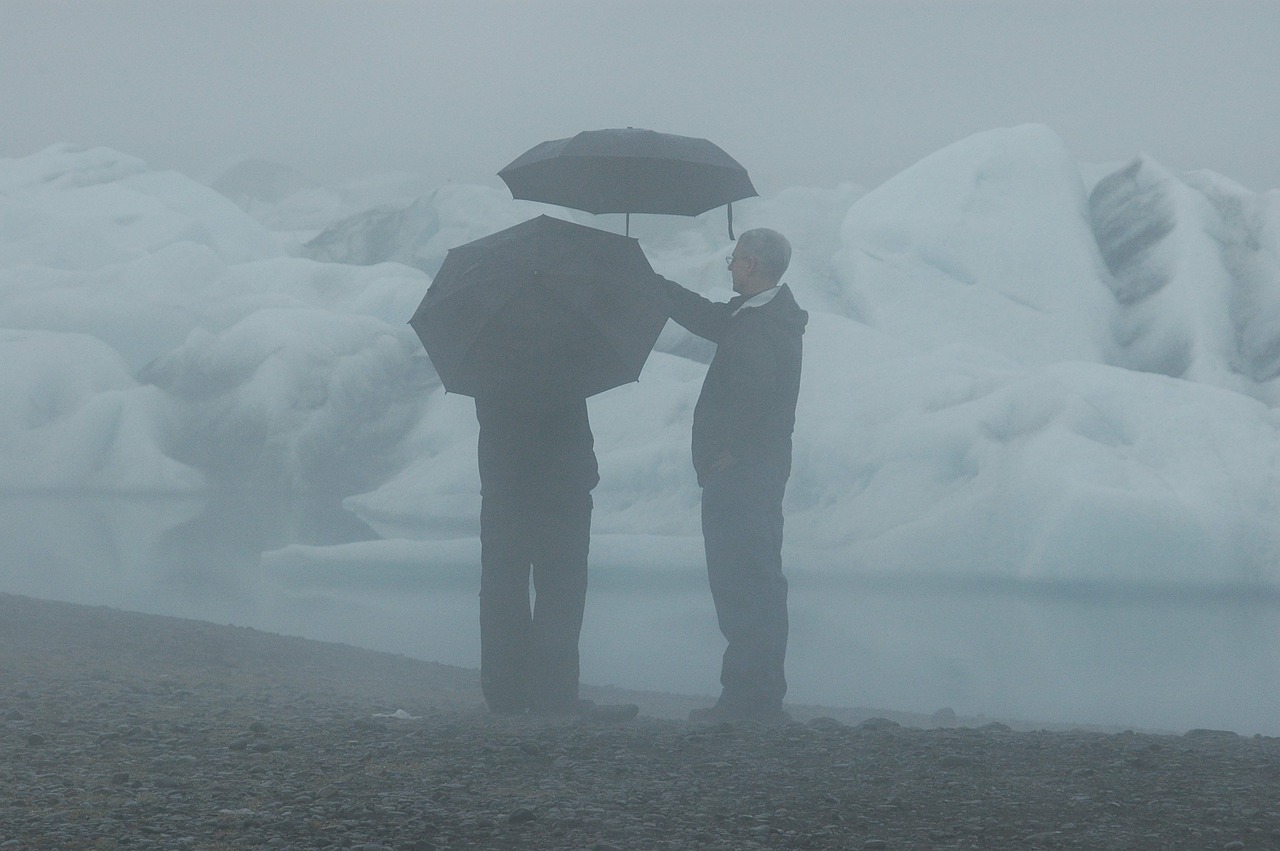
[689,703,790,724]
[529,698,591,718]
[746,706,792,725]
[688,703,748,723]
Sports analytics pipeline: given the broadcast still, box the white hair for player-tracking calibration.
[736,228,791,281]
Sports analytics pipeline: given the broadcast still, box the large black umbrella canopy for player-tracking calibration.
[410,215,668,399]
[498,128,757,234]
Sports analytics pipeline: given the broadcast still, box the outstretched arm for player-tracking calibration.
[656,275,732,344]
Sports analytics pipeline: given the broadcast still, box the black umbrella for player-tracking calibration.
[498,127,757,237]
[410,215,668,399]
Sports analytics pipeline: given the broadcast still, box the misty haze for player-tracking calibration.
[5,0,1280,738]
[3,120,1278,737]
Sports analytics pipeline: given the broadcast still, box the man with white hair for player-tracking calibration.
[656,228,808,723]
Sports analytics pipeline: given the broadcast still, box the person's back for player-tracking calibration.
[475,394,599,498]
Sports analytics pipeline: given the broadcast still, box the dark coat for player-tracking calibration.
[474,395,599,499]
[659,279,808,486]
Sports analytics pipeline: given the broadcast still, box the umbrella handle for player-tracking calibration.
[727,202,735,240]
[626,212,630,237]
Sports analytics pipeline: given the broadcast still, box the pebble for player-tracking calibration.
[1,592,1276,850]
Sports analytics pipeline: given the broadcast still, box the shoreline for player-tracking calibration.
[0,591,1159,734]
[2,592,1277,849]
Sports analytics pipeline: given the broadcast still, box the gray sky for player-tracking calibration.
[4,0,1278,195]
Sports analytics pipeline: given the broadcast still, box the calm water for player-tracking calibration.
[3,495,1277,735]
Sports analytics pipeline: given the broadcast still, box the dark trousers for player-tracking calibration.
[701,464,789,712]
[479,490,592,713]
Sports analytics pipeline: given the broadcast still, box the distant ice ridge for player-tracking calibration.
[1090,154,1280,402]
[0,329,202,493]
[2,128,1279,593]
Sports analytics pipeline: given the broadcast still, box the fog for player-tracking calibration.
[4,1,1279,195]
[3,1,1280,736]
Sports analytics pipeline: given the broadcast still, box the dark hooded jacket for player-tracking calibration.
[659,279,808,486]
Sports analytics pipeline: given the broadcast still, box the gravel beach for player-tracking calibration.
[1,591,1277,850]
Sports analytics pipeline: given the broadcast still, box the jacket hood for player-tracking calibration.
[751,283,808,332]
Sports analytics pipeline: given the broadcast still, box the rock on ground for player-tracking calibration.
[1,593,1278,850]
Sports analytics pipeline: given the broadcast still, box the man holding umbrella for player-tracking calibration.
[474,389,599,716]
[411,215,665,720]
[656,228,808,724]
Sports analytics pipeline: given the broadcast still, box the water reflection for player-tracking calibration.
[0,494,203,609]
[2,494,1277,736]
[150,485,379,606]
